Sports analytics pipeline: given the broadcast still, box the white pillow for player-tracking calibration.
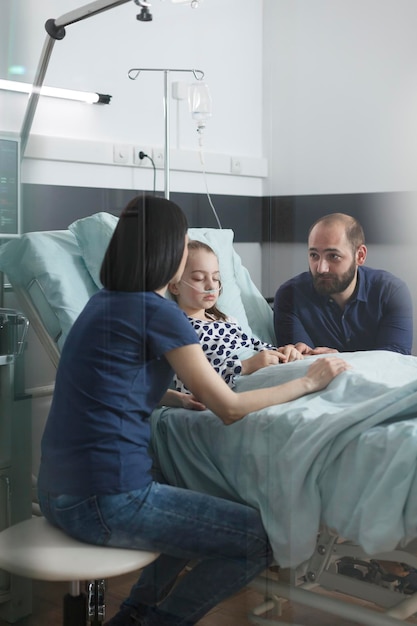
[69,213,253,337]
[69,212,118,288]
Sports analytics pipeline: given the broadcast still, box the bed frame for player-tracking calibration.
[250,528,417,625]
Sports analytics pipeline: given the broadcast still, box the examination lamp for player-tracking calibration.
[135,0,153,21]
[19,0,140,156]
[0,79,111,105]
[18,0,202,157]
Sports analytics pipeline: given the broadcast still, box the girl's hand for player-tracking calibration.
[241,350,283,375]
[160,389,206,411]
[242,346,304,375]
[181,393,206,411]
[303,356,351,393]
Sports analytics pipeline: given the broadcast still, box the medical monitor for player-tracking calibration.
[0,133,21,238]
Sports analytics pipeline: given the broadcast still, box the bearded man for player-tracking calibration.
[273,213,413,355]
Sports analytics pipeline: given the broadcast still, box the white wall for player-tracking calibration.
[263,0,417,196]
[4,1,417,196]
[1,0,266,195]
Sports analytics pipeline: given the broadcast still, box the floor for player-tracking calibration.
[2,569,417,626]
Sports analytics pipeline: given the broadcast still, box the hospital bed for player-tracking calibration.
[1,211,417,626]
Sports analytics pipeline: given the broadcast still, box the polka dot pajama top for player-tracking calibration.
[173,316,276,392]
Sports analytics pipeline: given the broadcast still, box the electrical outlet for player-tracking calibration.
[134,146,153,166]
[113,144,130,164]
[230,157,242,174]
[153,148,165,168]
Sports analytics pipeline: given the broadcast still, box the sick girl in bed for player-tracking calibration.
[169,239,303,392]
[38,195,350,626]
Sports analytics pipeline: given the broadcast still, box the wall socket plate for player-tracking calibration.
[113,144,130,164]
[134,146,153,166]
[230,157,242,174]
[153,148,165,168]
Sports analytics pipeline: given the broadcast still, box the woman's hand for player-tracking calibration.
[302,356,351,393]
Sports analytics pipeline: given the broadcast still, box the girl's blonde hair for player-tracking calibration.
[186,240,227,321]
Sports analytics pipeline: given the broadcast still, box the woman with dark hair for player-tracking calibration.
[38,195,349,626]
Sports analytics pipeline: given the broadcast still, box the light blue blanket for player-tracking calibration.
[150,351,417,568]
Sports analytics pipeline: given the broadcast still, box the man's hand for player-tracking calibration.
[276,344,304,362]
[295,342,338,355]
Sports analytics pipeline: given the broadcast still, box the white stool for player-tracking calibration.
[0,516,159,626]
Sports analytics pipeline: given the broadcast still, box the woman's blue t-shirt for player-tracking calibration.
[37,290,199,496]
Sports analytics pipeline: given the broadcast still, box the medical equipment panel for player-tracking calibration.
[0,308,32,622]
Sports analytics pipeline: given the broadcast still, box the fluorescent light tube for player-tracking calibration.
[0,80,111,104]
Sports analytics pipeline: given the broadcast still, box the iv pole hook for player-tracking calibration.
[127,67,205,199]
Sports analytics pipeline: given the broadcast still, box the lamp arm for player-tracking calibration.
[50,0,133,34]
[20,0,133,158]
[20,36,56,158]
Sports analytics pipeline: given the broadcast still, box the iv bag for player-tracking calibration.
[188,82,212,125]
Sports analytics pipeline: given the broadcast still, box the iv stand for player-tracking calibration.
[20,0,133,158]
[128,67,204,199]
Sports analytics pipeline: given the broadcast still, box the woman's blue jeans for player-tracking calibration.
[38,482,273,625]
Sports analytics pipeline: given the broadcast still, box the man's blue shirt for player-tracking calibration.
[274,266,413,354]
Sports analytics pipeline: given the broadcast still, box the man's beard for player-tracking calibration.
[311,261,356,296]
